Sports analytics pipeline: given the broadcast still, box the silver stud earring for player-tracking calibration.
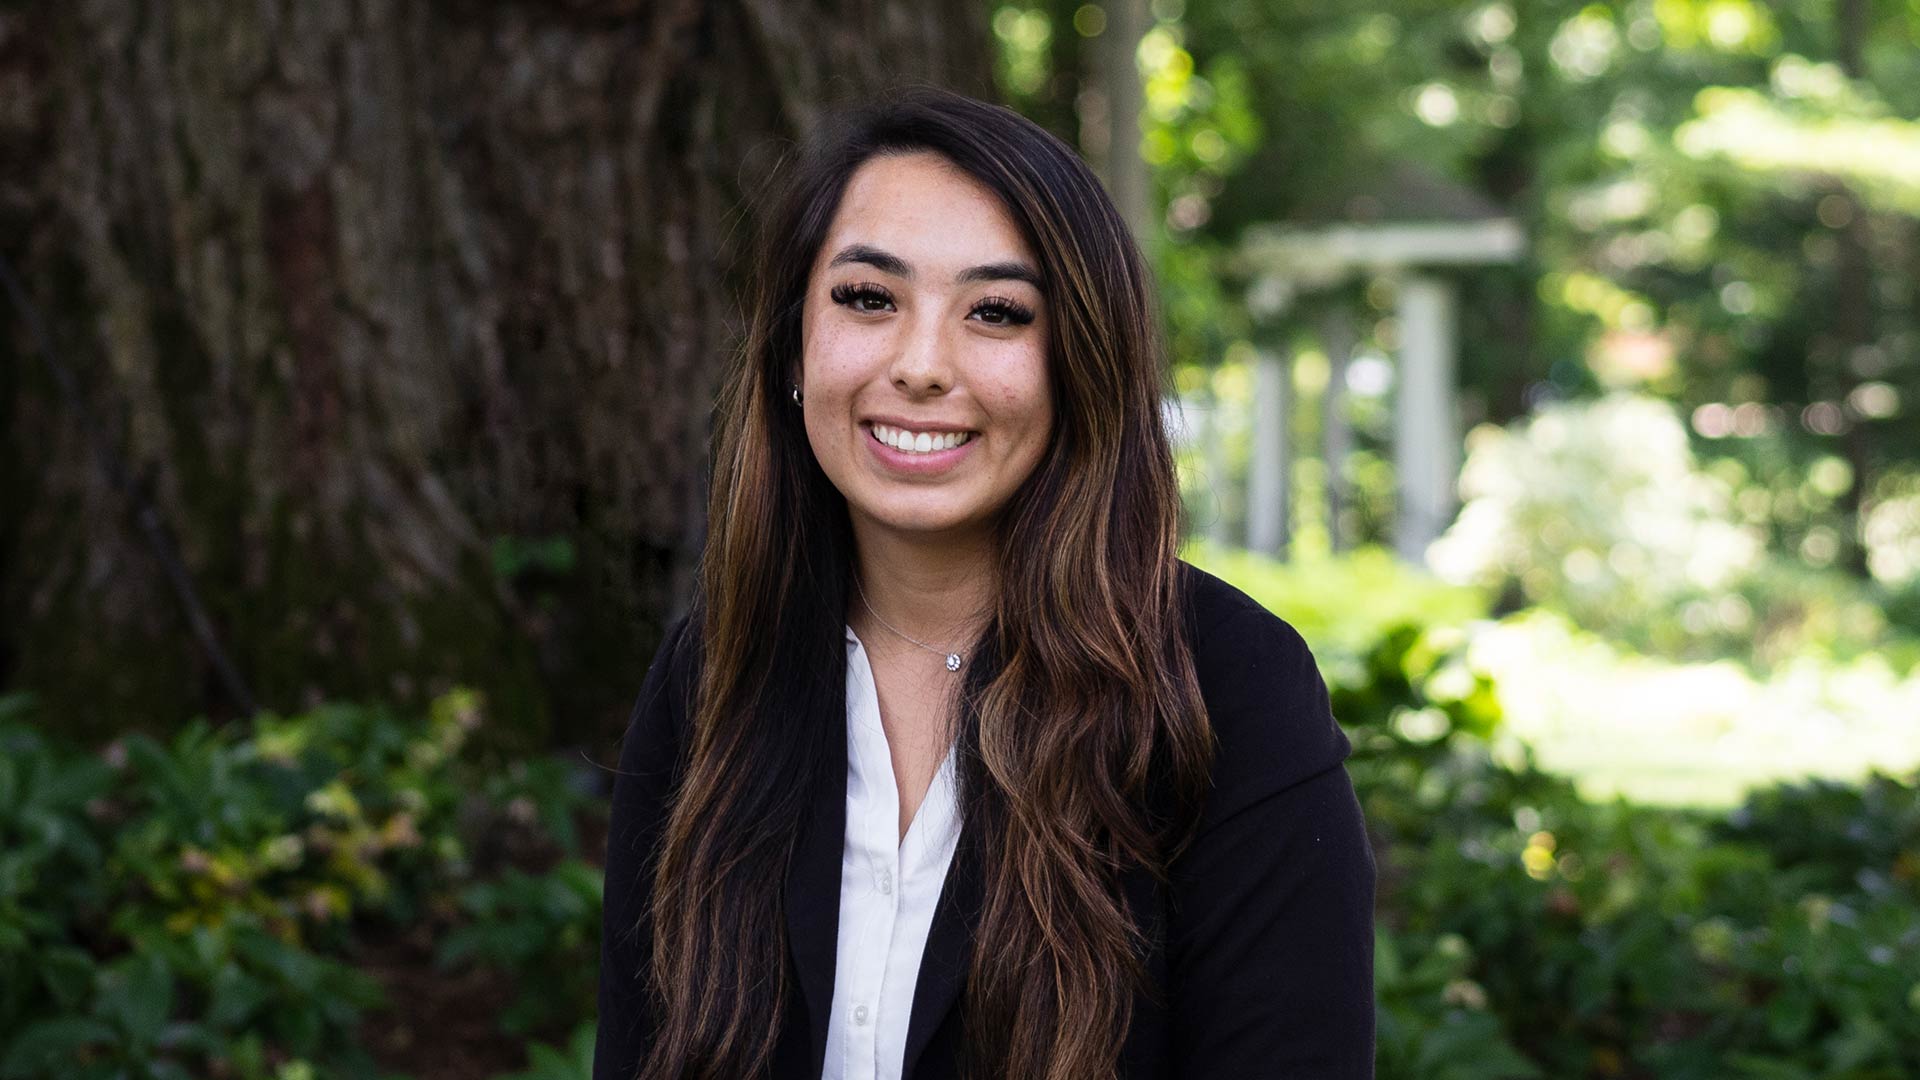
[791,384,803,406]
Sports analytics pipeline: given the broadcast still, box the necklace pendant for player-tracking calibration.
[945,653,963,672]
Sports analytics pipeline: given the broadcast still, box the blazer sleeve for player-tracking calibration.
[593,614,694,1080]
[1167,601,1377,1078]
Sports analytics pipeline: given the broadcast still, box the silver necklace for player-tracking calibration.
[853,576,965,672]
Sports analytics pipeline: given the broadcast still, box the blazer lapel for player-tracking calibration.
[784,691,848,1078]
[901,810,986,1080]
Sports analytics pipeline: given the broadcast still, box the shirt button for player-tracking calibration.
[853,1004,870,1025]
[878,869,893,895]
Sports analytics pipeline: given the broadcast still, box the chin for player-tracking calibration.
[854,501,994,541]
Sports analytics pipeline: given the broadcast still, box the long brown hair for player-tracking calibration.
[641,85,1213,1080]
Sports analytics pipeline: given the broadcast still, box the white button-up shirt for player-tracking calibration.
[821,627,962,1080]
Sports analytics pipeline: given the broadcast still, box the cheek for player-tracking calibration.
[803,322,887,389]
[997,345,1052,434]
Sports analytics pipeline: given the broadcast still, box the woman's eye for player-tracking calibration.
[970,296,1036,327]
[830,282,894,313]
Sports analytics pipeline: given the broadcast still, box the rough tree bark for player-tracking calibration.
[0,0,991,745]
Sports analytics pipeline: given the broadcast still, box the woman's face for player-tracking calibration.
[798,151,1053,548]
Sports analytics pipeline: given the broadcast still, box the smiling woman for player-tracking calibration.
[595,86,1376,1080]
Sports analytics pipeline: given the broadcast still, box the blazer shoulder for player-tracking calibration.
[1177,559,1315,669]
[1177,560,1352,827]
[1178,560,1279,634]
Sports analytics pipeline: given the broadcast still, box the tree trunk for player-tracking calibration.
[0,0,991,746]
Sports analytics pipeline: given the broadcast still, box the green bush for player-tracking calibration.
[437,861,602,1037]
[1307,579,1920,1080]
[1419,393,1912,673]
[0,704,393,1078]
[0,689,602,1080]
[493,1024,595,1080]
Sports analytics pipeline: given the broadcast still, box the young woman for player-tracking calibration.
[595,86,1375,1080]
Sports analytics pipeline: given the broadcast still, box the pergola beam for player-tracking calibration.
[1241,219,1526,283]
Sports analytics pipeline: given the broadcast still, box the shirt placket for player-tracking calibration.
[848,675,901,1080]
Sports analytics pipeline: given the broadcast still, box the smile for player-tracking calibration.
[868,423,975,455]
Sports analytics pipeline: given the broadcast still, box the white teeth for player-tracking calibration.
[870,424,972,455]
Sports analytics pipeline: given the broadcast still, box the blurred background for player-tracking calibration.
[1,0,1917,1077]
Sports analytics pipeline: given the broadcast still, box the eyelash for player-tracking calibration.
[829,282,1037,327]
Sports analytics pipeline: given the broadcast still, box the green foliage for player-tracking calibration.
[1254,554,1920,1079]
[1879,578,1920,665]
[491,536,578,583]
[0,688,601,1079]
[438,862,603,1036]
[1000,0,1920,596]
[1715,774,1920,899]
[493,1024,595,1080]
[1431,391,1763,637]
[1428,391,1906,670]
[0,701,394,1078]
[1375,929,1542,1080]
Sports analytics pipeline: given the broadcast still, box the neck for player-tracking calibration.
[848,522,996,652]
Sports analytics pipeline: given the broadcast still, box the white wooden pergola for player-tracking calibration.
[1230,164,1525,565]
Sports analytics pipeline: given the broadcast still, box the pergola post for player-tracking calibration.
[1246,345,1291,557]
[1393,273,1460,565]
[1318,307,1357,553]
[1201,385,1233,546]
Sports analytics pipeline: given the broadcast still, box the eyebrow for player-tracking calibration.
[826,243,1046,292]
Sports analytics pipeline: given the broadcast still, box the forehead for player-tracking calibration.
[814,151,1035,277]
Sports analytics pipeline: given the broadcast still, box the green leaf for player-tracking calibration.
[1725,1053,1816,1080]
[208,963,269,1028]
[42,945,96,1008]
[0,691,40,724]
[0,1017,117,1078]
[1374,928,1405,987]
[1824,1015,1889,1073]
[1765,987,1815,1044]
[96,951,174,1049]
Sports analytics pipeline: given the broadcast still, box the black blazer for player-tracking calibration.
[594,562,1376,1079]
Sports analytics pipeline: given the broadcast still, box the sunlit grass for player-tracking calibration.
[1474,608,1920,807]
[1188,540,1920,809]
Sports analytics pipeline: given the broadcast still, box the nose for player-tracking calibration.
[888,312,953,398]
